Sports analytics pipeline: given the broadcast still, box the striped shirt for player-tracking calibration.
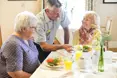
[0,35,40,78]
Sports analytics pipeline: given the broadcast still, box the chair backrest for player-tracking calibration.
[106,17,112,34]
[0,25,2,47]
[53,37,61,44]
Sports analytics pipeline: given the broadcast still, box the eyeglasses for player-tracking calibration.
[46,8,60,18]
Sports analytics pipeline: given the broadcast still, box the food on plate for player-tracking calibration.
[46,57,63,66]
[74,45,83,51]
[83,45,92,52]
[74,45,92,52]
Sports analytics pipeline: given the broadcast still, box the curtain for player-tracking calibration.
[85,0,94,11]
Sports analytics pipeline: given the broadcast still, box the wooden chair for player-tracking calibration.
[0,25,2,48]
[101,17,112,49]
[101,17,112,35]
[53,37,61,44]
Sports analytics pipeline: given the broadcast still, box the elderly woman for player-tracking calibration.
[73,11,101,46]
[0,11,40,78]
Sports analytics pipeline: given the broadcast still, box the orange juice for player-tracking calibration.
[75,51,82,60]
[64,60,72,70]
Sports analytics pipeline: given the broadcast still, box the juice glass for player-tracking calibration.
[64,60,72,70]
[75,51,82,61]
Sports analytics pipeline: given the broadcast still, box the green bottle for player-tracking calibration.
[98,44,104,72]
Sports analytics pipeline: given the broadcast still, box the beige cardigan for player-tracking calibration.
[72,29,101,46]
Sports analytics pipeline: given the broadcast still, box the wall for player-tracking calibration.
[0,0,42,42]
[94,0,117,48]
[95,0,117,41]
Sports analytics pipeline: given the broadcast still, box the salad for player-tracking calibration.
[83,45,92,52]
[74,45,92,52]
[46,57,63,66]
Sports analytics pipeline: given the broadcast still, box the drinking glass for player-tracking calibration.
[64,60,72,70]
[75,51,82,61]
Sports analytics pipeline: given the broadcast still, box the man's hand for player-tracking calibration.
[62,44,73,52]
[40,42,73,52]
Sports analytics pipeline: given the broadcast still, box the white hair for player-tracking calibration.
[84,11,100,29]
[14,11,38,32]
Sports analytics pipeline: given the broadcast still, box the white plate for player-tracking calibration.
[44,62,63,68]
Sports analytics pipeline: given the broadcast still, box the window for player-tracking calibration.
[60,0,86,29]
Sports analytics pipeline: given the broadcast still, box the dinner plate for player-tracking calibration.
[44,62,63,68]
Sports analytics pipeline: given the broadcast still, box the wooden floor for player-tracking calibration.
[108,48,117,52]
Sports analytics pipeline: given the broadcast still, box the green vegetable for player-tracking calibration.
[48,58,59,66]
[83,45,91,52]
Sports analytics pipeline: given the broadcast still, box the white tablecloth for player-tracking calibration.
[30,50,117,78]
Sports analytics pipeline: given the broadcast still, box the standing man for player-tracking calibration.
[34,0,72,62]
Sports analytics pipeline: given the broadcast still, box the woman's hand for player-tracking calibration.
[80,32,93,45]
[86,34,93,44]
[8,71,31,78]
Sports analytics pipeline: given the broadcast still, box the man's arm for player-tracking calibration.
[40,42,72,52]
[60,9,70,44]
[8,71,31,78]
[63,27,70,44]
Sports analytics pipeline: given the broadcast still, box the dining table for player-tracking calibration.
[30,49,117,78]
